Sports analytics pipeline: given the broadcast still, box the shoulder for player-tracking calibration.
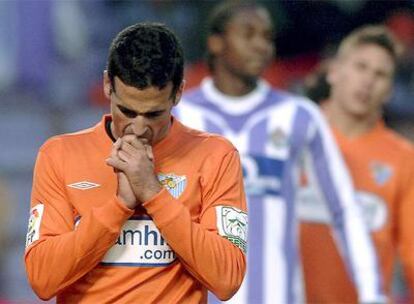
[267,89,319,113]
[268,87,297,101]
[381,127,414,155]
[181,86,205,105]
[178,121,237,155]
[39,124,98,156]
[294,96,323,117]
[268,92,325,132]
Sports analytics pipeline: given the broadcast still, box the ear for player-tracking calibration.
[172,81,186,106]
[103,71,112,99]
[207,34,225,57]
[326,59,339,86]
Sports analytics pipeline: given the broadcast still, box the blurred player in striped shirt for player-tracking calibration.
[175,1,385,303]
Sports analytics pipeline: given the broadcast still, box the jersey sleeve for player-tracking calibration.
[24,143,133,300]
[142,148,247,301]
[304,105,385,303]
[396,150,414,298]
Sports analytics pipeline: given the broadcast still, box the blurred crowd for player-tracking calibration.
[1,0,414,301]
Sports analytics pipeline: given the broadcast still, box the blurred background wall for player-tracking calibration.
[0,0,413,302]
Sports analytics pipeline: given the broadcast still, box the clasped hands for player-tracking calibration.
[106,135,162,209]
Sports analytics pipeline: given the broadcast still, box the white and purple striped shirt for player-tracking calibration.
[175,78,384,304]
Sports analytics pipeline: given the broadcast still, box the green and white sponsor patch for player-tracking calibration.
[216,206,248,253]
[26,204,44,248]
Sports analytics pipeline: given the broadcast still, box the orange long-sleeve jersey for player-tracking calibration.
[300,121,414,303]
[24,115,247,303]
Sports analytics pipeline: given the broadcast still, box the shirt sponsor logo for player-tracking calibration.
[242,155,282,196]
[157,173,187,199]
[216,206,248,253]
[101,216,176,267]
[26,204,44,247]
[357,191,388,232]
[298,188,388,231]
[67,181,100,190]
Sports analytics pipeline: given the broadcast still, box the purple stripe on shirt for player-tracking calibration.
[283,107,311,303]
[205,119,224,135]
[184,87,205,105]
[248,118,268,155]
[246,113,267,302]
[184,87,288,133]
[309,129,356,284]
[247,196,264,303]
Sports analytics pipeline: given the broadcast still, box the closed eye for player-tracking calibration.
[118,105,164,119]
[118,105,137,118]
[144,111,165,119]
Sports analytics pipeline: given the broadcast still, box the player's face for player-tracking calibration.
[216,7,274,79]
[328,44,395,118]
[104,73,182,145]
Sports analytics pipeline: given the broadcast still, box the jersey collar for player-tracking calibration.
[201,77,271,115]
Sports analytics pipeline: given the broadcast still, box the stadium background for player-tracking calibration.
[0,0,413,302]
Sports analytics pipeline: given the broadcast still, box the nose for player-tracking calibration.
[361,71,377,90]
[125,115,148,137]
[252,35,273,56]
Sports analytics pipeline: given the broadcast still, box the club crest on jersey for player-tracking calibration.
[26,204,44,247]
[216,206,248,253]
[370,161,393,185]
[270,128,288,148]
[157,173,187,199]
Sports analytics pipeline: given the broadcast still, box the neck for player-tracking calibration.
[212,66,258,96]
[324,100,381,137]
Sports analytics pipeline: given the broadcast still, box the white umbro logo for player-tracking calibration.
[67,181,100,190]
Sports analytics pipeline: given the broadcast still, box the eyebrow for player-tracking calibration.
[111,88,168,117]
[117,104,165,116]
[117,104,136,114]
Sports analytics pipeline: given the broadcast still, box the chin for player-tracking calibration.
[241,73,260,84]
[349,108,370,118]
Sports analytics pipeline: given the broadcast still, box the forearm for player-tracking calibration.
[25,196,133,300]
[143,189,246,301]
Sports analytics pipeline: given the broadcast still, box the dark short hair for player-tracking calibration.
[107,22,184,99]
[207,0,259,35]
[206,1,266,71]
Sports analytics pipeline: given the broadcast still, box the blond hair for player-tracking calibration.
[337,25,403,63]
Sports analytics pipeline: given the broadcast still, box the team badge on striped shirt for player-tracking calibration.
[157,173,187,199]
[270,127,288,148]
